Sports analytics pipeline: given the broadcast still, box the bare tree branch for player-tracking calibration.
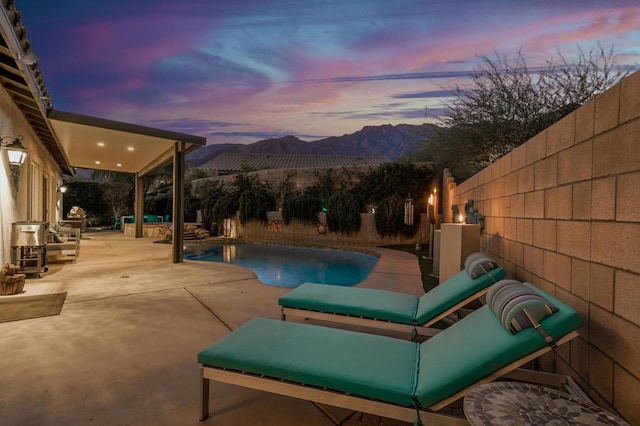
[422,44,631,180]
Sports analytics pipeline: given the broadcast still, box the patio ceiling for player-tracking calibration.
[48,109,206,176]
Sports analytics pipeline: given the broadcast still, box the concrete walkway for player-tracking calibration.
[0,232,424,426]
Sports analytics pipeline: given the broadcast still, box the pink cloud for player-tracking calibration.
[506,6,640,58]
[30,1,640,144]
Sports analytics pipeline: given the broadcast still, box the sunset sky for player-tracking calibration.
[19,0,640,145]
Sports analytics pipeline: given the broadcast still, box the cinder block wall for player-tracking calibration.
[446,70,640,423]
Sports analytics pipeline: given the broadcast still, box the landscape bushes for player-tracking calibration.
[326,192,361,235]
[281,191,322,226]
[62,181,111,226]
[193,161,435,237]
[60,161,435,236]
[239,188,275,225]
[374,193,419,238]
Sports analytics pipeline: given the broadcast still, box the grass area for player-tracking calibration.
[382,244,439,293]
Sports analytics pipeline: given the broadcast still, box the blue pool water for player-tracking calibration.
[184,243,378,288]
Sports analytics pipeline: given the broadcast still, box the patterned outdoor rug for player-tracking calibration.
[0,292,67,322]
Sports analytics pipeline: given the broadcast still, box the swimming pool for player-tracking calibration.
[184,243,378,288]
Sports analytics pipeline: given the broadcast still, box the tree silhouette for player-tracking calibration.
[418,44,631,179]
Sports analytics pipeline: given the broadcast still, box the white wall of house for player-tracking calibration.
[0,86,64,265]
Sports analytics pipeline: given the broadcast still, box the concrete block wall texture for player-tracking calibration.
[446,70,640,424]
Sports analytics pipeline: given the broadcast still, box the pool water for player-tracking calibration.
[184,243,378,288]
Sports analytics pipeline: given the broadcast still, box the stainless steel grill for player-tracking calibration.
[10,221,48,277]
[11,222,46,247]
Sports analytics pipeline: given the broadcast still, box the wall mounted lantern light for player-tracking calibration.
[2,135,27,166]
[1,135,27,193]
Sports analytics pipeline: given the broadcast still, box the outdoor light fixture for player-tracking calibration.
[58,185,68,194]
[1,135,27,193]
[1,135,27,166]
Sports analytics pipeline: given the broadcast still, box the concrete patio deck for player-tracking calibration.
[0,232,426,425]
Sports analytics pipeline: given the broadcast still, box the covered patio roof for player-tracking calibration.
[47,109,207,264]
[48,109,205,176]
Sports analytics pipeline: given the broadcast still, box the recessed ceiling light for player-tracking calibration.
[97,142,105,147]
[127,146,134,151]
[95,160,101,165]
[117,163,122,167]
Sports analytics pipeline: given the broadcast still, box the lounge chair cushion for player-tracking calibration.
[414,282,583,408]
[464,252,485,270]
[279,283,418,324]
[413,267,506,325]
[464,253,500,278]
[199,284,583,412]
[198,318,419,406]
[486,279,558,333]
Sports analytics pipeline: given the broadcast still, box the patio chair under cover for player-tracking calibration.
[198,281,583,424]
[278,251,505,337]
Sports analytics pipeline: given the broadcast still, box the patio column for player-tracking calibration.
[134,172,144,238]
[172,141,185,263]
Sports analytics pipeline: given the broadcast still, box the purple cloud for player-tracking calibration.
[17,0,640,145]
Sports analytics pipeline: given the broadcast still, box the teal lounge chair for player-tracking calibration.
[279,252,505,338]
[198,281,583,424]
[144,214,159,223]
[113,215,122,230]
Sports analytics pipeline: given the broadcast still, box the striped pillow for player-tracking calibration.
[464,252,499,279]
[486,280,558,334]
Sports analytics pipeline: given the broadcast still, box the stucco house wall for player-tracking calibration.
[0,84,64,265]
[444,70,640,423]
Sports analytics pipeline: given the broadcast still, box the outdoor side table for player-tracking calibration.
[463,382,629,425]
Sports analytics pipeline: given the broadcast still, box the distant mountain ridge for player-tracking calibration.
[186,123,438,167]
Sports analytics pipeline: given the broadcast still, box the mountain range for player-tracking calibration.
[186,123,439,168]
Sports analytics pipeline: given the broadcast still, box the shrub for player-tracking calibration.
[239,188,275,225]
[212,195,239,225]
[62,181,111,225]
[281,191,322,226]
[326,192,361,235]
[374,194,419,238]
[196,179,226,229]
